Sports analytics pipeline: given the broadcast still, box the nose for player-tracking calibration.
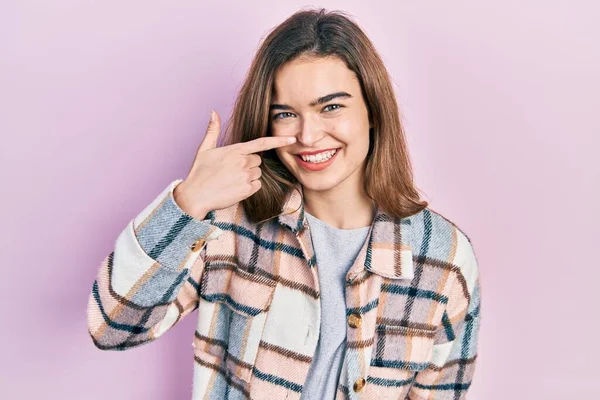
[296,115,325,147]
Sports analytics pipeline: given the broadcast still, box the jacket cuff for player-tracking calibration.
[133,179,221,271]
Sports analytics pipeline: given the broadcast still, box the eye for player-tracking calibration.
[323,104,343,112]
[272,112,295,120]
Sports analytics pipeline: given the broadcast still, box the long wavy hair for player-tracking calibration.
[221,7,428,225]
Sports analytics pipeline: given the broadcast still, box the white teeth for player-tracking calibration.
[300,149,337,163]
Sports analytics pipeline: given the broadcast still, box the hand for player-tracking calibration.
[173,110,296,220]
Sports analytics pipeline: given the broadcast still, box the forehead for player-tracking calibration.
[272,56,360,101]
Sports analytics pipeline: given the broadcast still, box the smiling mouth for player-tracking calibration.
[293,148,341,172]
[296,148,340,163]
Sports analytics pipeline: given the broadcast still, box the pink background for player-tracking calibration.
[2,1,598,399]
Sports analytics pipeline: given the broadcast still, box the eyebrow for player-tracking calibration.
[270,91,353,111]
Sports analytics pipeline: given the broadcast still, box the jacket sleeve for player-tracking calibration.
[86,179,223,351]
[408,231,482,399]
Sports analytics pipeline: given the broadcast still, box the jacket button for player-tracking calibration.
[348,313,362,328]
[353,377,366,392]
[190,239,205,252]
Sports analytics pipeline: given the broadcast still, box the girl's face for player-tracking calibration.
[270,56,372,193]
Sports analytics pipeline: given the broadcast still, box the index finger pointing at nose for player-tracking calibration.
[238,136,296,154]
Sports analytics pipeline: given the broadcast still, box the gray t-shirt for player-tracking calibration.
[300,211,371,400]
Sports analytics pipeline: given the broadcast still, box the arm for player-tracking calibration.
[86,179,223,350]
[408,231,481,399]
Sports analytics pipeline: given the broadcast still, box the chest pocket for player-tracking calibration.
[364,324,436,398]
[193,263,277,391]
[372,324,435,369]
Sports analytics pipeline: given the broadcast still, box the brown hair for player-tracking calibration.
[221,7,428,224]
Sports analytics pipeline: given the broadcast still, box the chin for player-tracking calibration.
[295,173,346,192]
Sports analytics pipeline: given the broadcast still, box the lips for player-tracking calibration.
[297,148,338,162]
[294,148,340,172]
[295,147,340,156]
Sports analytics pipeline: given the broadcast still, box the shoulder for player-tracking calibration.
[210,201,266,238]
[408,206,479,290]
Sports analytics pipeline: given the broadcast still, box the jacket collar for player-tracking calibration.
[277,183,415,280]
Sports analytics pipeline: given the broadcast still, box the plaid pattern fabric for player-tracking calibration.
[87,179,481,399]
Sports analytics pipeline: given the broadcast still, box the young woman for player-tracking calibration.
[87,8,481,400]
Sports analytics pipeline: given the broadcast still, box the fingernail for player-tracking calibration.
[286,137,296,143]
[210,110,216,122]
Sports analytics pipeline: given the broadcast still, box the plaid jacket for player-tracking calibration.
[87,179,481,400]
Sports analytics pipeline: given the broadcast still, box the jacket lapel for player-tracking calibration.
[347,206,415,281]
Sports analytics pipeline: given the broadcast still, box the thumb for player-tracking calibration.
[198,110,221,152]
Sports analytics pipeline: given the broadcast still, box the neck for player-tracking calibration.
[302,167,375,230]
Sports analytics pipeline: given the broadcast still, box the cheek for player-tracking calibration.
[326,117,367,145]
[275,148,291,163]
